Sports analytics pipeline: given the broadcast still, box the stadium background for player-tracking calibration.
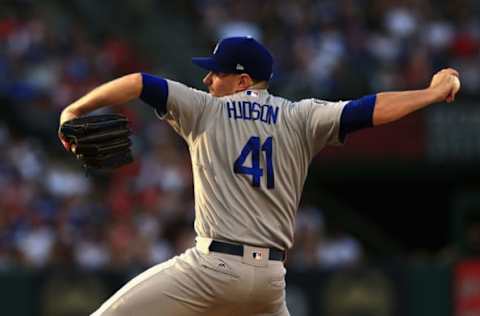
[1,0,480,315]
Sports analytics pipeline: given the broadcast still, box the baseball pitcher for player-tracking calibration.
[59,37,461,316]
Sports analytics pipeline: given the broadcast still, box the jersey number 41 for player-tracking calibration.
[233,136,274,189]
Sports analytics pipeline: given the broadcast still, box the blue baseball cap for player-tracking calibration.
[192,36,273,81]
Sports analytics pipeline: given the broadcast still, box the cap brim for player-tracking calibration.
[192,57,227,73]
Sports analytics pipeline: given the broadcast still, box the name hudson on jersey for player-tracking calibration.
[225,101,279,125]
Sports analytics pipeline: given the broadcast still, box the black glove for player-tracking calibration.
[60,114,133,171]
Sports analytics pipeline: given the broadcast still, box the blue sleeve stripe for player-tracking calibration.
[339,94,376,142]
[140,73,168,116]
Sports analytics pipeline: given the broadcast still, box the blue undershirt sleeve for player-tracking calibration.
[140,73,169,116]
[339,94,376,142]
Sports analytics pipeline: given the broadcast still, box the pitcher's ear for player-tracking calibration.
[238,73,255,89]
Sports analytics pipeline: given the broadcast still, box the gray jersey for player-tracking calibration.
[157,80,347,250]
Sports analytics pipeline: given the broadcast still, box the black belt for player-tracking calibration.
[209,240,286,261]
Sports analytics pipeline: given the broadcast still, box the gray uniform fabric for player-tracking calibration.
[92,238,288,316]
[161,80,347,250]
[91,79,346,316]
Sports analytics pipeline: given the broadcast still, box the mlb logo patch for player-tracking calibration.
[246,90,259,97]
[252,251,262,260]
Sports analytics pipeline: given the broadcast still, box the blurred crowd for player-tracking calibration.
[196,0,480,99]
[3,0,479,272]
[0,119,196,271]
[0,2,195,271]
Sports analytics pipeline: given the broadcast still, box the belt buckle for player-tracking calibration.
[242,245,269,267]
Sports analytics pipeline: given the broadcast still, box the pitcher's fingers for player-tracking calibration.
[443,68,459,77]
[61,138,71,151]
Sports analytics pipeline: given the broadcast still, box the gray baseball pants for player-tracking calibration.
[90,237,290,316]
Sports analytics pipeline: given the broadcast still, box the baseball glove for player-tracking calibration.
[60,114,133,171]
